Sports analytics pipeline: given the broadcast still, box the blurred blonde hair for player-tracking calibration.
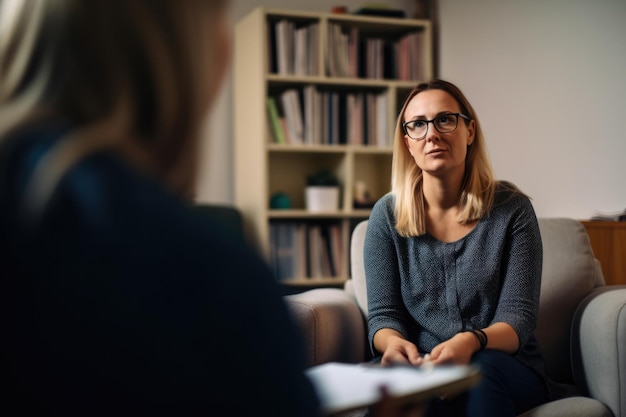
[0,0,229,209]
[391,79,496,237]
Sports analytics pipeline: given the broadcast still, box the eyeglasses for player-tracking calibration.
[402,113,470,140]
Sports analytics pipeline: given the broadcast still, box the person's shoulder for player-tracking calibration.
[11,127,265,277]
[371,192,394,214]
[366,193,400,237]
[493,180,531,207]
[83,158,261,267]
[488,180,539,226]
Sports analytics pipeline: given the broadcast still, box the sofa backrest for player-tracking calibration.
[348,217,603,385]
[535,218,602,384]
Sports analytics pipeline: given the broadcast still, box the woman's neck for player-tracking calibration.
[422,171,464,212]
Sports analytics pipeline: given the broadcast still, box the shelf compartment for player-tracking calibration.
[268,152,346,211]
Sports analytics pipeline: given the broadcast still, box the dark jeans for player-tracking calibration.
[425,350,548,417]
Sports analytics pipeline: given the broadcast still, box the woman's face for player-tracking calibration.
[403,89,475,179]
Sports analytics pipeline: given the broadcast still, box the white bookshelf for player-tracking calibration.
[234,7,433,286]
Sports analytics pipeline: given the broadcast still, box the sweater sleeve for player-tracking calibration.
[491,195,543,349]
[364,195,413,355]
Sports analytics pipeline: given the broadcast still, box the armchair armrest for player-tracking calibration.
[572,285,626,417]
[285,288,367,367]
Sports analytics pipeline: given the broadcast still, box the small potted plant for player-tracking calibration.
[305,169,340,212]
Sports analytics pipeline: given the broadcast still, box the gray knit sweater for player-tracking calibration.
[364,184,549,386]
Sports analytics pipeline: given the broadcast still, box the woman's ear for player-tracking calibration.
[403,136,413,154]
[467,119,476,146]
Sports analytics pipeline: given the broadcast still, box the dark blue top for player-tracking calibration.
[365,186,552,393]
[0,125,320,416]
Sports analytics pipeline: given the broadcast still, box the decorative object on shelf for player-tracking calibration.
[305,169,340,212]
[269,192,293,209]
[413,0,432,19]
[353,180,375,209]
[354,3,406,18]
[330,6,348,14]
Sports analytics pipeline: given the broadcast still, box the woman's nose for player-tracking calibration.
[425,123,440,142]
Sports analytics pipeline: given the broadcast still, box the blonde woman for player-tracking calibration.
[364,79,558,416]
[0,1,321,415]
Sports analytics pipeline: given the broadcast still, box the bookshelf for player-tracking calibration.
[233,7,433,287]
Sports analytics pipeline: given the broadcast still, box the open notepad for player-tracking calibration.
[305,362,481,415]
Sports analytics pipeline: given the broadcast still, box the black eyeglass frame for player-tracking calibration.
[402,112,470,140]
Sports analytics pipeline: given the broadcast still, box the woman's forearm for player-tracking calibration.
[481,322,519,354]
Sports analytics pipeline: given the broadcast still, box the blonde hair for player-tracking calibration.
[391,79,496,237]
[0,0,228,210]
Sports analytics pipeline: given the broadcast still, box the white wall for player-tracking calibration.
[197,0,626,219]
[438,0,626,218]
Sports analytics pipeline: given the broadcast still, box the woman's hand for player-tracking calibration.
[379,334,422,367]
[428,331,478,366]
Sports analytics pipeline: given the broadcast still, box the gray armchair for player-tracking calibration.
[286,218,626,417]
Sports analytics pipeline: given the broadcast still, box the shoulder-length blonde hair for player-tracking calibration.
[0,0,228,207]
[391,79,496,237]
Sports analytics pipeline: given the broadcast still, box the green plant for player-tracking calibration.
[306,169,339,186]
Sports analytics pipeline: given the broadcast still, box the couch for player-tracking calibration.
[286,218,626,417]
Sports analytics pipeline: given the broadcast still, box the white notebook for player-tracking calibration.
[305,362,481,415]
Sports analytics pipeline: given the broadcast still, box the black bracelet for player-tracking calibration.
[470,329,488,351]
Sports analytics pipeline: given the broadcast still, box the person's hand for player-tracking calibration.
[380,336,422,367]
[427,332,477,400]
[428,331,477,366]
[369,386,426,417]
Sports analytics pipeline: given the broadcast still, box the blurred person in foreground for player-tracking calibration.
[0,0,323,415]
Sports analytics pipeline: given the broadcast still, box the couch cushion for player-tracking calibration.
[517,396,612,417]
[535,218,600,384]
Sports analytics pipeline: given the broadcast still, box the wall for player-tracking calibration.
[438,0,626,218]
[197,0,626,220]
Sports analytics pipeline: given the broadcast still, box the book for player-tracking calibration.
[590,209,626,221]
[307,224,323,278]
[294,25,306,76]
[274,20,291,75]
[272,221,297,281]
[294,223,307,278]
[308,23,319,75]
[348,27,360,78]
[375,91,389,146]
[329,224,343,277]
[327,23,349,77]
[303,85,317,145]
[306,362,481,415]
[280,89,304,144]
[266,97,286,144]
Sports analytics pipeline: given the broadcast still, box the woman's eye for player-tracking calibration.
[411,121,425,129]
[438,115,452,124]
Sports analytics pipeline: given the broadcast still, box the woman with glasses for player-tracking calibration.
[364,79,557,416]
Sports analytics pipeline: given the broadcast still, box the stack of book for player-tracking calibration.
[269,221,343,281]
[269,19,319,76]
[325,23,425,80]
[267,88,390,146]
[590,209,626,221]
